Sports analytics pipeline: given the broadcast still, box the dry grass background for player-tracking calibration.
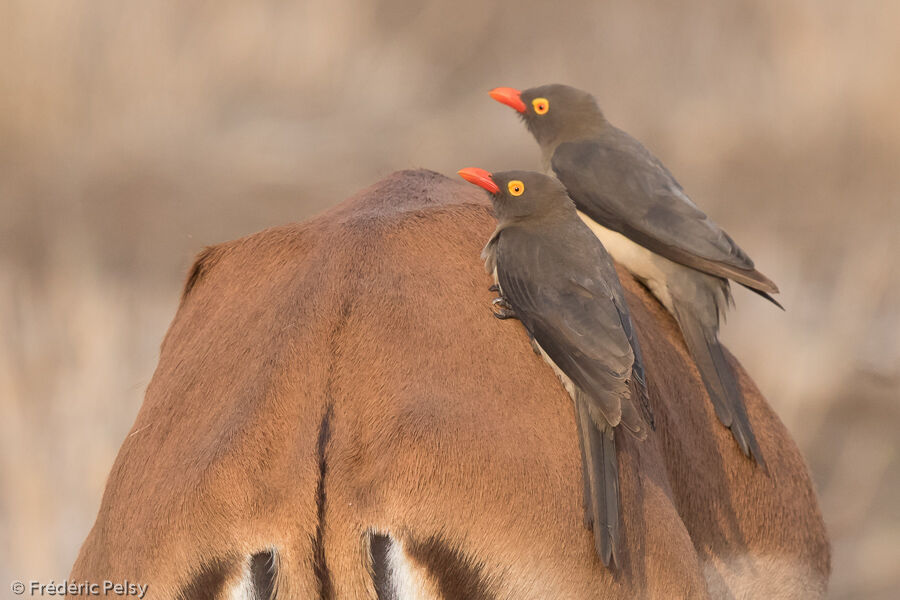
[1,0,898,597]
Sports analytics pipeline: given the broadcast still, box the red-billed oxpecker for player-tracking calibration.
[458,167,653,568]
[489,85,781,468]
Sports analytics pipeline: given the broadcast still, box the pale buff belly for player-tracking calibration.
[575,210,676,314]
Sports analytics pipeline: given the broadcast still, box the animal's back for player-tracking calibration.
[71,169,829,599]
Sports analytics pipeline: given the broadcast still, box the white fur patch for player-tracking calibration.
[702,555,827,599]
[226,553,277,600]
[228,558,256,600]
[386,538,442,600]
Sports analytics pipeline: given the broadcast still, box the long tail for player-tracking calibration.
[672,301,767,470]
[740,283,785,310]
[575,395,620,567]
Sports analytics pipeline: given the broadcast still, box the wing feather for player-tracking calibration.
[552,134,778,293]
[495,226,639,429]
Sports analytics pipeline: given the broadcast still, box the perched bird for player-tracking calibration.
[458,167,653,567]
[489,84,779,468]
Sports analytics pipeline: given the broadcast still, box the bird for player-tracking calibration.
[489,84,779,469]
[458,167,653,567]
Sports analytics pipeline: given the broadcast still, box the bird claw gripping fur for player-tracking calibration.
[493,307,518,320]
[492,296,513,310]
[491,296,518,320]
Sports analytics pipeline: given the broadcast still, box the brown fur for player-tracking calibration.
[71,169,830,598]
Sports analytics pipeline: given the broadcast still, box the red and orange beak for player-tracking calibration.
[458,167,500,194]
[489,87,526,113]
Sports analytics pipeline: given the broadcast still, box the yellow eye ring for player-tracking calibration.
[532,97,549,115]
[508,180,525,196]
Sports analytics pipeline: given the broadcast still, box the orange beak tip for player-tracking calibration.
[458,167,500,194]
[489,87,526,113]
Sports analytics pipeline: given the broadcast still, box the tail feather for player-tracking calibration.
[740,283,785,310]
[628,367,654,433]
[574,399,594,530]
[576,396,620,567]
[672,302,767,469]
[619,389,648,441]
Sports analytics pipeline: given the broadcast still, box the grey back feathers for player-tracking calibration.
[551,135,779,294]
[481,169,653,566]
[483,171,651,436]
[517,83,779,295]
[508,84,775,467]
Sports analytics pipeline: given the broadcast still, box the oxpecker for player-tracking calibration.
[458,167,653,567]
[490,84,780,468]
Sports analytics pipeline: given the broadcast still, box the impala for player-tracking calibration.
[72,169,830,599]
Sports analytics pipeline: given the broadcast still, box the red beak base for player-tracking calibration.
[489,87,526,113]
[458,167,500,194]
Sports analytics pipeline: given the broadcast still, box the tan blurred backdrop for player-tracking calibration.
[1,1,898,597]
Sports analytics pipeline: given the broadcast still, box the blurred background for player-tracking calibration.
[1,0,897,597]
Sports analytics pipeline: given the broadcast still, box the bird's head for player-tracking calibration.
[489,84,606,149]
[457,168,572,222]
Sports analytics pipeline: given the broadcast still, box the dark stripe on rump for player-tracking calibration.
[250,550,277,600]
[312,403,334,600]
[176,557,232,600]
[405,535,494,600]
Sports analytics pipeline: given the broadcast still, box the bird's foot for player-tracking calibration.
[488,284,500,293]
[492,296,513,310]
[491,297,518,320]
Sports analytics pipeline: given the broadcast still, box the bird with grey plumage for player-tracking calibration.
[489,84,781,469]
[458,167,654,568]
